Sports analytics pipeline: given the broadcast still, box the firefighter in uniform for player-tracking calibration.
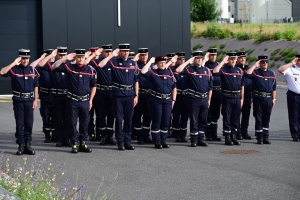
[205,48,222,141]
[52,49,96,153]
[0,49,44,155]
[133,48,153,144]
[246,55,276,144]
[38,47,70,147]
[213,52,243,146]
[98,44,139,151]
[176,51,212,147]
[171,52,189,142]
[37,49,56,143]
[87,44,117,145]
[140,55,177,149]
[88,47,101,141]
[278,55,300,142]
[236,51,252,140]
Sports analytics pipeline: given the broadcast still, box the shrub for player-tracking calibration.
[246,56,257,63]
[191,24,198,37]
[285,57,294,64]
[217,50,223,55]
[216,56,223,62]
[287,50,297,58]
[209,43,218,48]
[269,62,275,68]
[219,44,226,49]
[281,48,293,57]
[235,31,251,40]
[270,56,274,60]
[271,48,281,56]
[192,44,203,51]
[274,56,281,61]
[264,48,268,51]
[273,31,282,40]
[283,27,297,41]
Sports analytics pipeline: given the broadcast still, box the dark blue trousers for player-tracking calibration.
[53,96,69,143]
[221,97,241,136]
[67,99,90,143]
[172,95,189,137]
[95,92,115,136]
[113,96,134,145]
[239,95,252,134]
[133,97,151,140]
[287,90,300,140]
[88,97,96,136]
[189,97,208,142]
[253,98,272,139]
[149,97,172,143]
[13,100,34,144]
[40,100,54,136]
[206,96,222,138]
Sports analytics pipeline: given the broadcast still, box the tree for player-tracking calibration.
[191,0,222,22]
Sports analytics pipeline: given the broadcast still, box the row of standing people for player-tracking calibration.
[1,44,299,155]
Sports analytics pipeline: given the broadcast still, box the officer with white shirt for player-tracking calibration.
[278,55,300,142]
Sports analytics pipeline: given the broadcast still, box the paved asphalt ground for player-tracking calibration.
[0,88,299,200]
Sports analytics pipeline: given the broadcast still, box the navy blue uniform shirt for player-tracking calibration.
[182,65,213,96]
[236,64,252,96]
[137,60,152,98]
[42,62,68,97]
[205,61,221,97]
[89,58,112,86]
[214,64,244,99]
[246,68,276,99]
[143,68,176,94]
[55,63,96,96]
[36,67,52,101]
[170,65,188,91]
[1,65,39,101]
[106,57,138,97]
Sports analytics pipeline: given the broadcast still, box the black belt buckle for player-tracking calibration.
[262,93,266,97]
[22,94,30,98]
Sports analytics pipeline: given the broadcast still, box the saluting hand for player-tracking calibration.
[222,56,229,64]
[40,53,47,59]
[95,48,103,56]
[66,53,76,61]
[132,53,140,62]
[203,52,210,63]
[14,57,22,65]
[171,55,178,63]
[51,49,58,57]
[255,60,261,68]
[149,57,155,64]
[188,57,195,64]
[291,57,298,65]
[85,51,91,58]
[112,48,120,57]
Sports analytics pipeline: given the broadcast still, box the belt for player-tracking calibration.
[252,90,272,98]
[51,88,68,94]
[151,91,171,99]
[96,84,112,90]
[112,82,133,91]
[222,90,241,96]
[187,90,208,98]
[67,92,89,101]
[13,91,34,98]
[177,89,187,95]
[40,87,52,94]
[213,86,221,91]
[288,90,300,95]
[139,88,151,94]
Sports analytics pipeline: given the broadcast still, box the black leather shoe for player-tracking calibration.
[89,134,97,141]
[118,144,125,151]
[137,140,144,145]
[71,143,79,153]
[155,143,162,149]
[263,139,271,144]
[161,143,170,148]
[79,142,92,153]
[24,141,35,155]
[143,137,153,144]
[292,138,299,142]
[242,133,252,140]
[16,143,25,155]
[106,135,117,145]
[56,142,62,147]
[175,135,182,142]
[236,134,243,140]
[230,134,241,145]
[63,141,71,147]
[181,136,188,142]
[44,135,51,143]
[211,136,222,141]
[197,140,208,147]
[225,136,233,145]
[206,137,212,141]
[99,137,106,145]
[257,138,263,145]
[125,144,135,150]
[191,143,197,147]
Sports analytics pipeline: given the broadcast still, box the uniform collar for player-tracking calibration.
[76,64,85,68]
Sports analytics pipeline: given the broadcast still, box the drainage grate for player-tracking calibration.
[221,149,259,154]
